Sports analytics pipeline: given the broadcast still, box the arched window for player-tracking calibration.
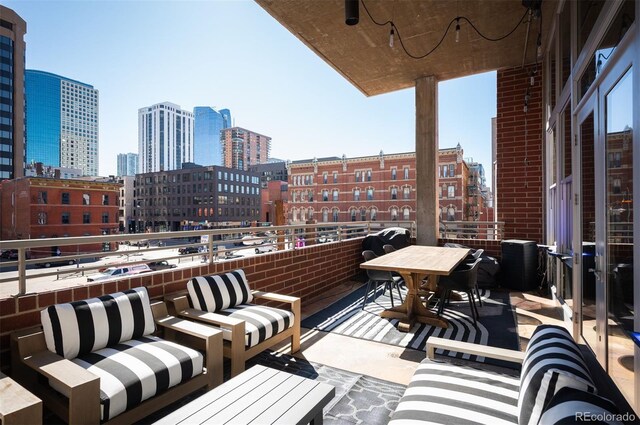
[292,191,298,202]
[292,208,298,221]
[322,209,329,222]
[367,188,374,200]
[391,187,398,200]
[332,189,339,201]
[354,188,360,201]
[391,207,398,221]
[370,208,377,221]
[332,208,339,222]
[351,209,356,221]
[403,207,410,220]
[447,207,456,221]
[360,208,366,221]
[322,190,329,201]
[403,186,411,199]
[308,208,314,220]
[308,190,314,201]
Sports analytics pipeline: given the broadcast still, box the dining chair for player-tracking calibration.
[435,258,482,326]
[383,244,396,254]
[361,250,404,310]
[469,249,484,306]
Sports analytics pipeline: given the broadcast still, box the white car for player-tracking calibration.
[254,245,276,254]
[87,264,151,282]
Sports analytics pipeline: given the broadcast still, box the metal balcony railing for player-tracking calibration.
[439,220,505,241]
[0,221,415,296]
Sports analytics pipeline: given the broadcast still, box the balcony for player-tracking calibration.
[0,227,634,423]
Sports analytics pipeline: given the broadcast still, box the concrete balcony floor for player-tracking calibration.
[270,282,565,386]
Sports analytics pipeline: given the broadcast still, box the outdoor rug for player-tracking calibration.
[302,284,520,365]
[138,350,406,425]
[247,350,407,425]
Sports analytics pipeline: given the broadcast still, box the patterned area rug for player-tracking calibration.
[247,351,406,425]
[302,284,520,365]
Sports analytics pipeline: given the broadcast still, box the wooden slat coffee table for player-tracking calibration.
[154,365,335,425]
[361,245,470,331]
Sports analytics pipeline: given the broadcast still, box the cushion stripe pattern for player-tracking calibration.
[518,325,595,425]
[389,360,520,424]
[539,387,623,425]
[187,269,253,313]
[217,304,294,348]
[41,287,155,359]
[69,336,203,422]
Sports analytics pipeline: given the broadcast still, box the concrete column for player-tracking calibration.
[415,76,438,246]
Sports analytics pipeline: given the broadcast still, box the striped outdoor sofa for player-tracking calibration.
[389,325,624,425]
[165,269,301,377]
[11,287,224,424]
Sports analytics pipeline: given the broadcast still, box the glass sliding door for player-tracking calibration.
[579,108,598,353]
[604,68,634,405]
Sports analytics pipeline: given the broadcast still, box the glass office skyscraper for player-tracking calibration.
[193,106,231,166]
[25,70,99,176]
[117,152,138,176]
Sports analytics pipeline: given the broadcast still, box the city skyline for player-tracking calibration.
[5,1,496,187]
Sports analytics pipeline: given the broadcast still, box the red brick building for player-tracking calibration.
[221,127,271,171]
[0,177,120,255]
[286,147,490,224]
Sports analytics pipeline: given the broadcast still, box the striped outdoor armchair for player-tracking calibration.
[165,269,301,378]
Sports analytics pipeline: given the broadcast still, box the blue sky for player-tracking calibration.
[6,0,496,187]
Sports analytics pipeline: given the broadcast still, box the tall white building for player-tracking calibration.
[138,102,193,173]
[117,152,138,176]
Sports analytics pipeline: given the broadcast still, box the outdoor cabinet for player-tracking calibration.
[500,239,538,291]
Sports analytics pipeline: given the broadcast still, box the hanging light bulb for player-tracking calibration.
[455,18,460,43]
[389,26,395,48]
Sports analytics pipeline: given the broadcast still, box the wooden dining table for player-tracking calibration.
[360,245,470,331]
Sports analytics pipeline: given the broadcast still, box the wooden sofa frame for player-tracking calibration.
[426,336,525,364]
[166,290,301,378]
[10,301,223,425]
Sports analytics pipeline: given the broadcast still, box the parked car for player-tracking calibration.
[0,249,18,260]
[254,245,277,254]
[35,258,76,268]
[147,260,177,271]
[87,264,151,282]
[178,246,200,255]
[0,249,32,260]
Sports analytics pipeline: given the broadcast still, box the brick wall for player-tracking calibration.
[0,238,364,372]
[496,65,544,242]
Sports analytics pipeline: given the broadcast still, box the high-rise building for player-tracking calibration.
[25,70,100,176]
[138,102,193,173]
[221,127,271,171]
[193,106,232,166]
[0,6,26,180]
[117,152,138,176]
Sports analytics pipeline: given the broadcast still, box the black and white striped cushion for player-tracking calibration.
[389,360,520,424]
[66,336,203,422]
[218,304,294,348]
[187,270,253,313]
[539,387,623,425]
[41,287,155,359]
[518,325,595,425]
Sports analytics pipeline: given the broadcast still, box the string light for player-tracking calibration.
[358,0,534,60]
